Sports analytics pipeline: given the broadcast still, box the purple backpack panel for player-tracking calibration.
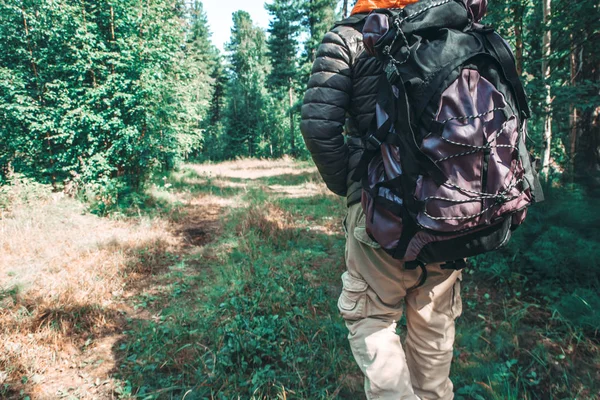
[416,69,532,232]
[361,144,405,250]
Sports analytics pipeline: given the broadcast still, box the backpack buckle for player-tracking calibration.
[385,62,400,83]
[441,259,467,270]
[494,194,509,205]
[365,134,383,151]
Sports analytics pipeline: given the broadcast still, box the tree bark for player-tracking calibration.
[110,6,116,41]
[540,0,552,177]
[568,35,579,180]
[512,1,524,75]
[289,83,295,156]
[576,32,600,186]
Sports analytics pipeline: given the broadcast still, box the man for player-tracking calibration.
[300,0,463,399]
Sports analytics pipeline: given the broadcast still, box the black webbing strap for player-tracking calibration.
[390,68,447,186]
[352,75,396,182]
[405,259,425,270]
[441,259,467,270]
[333,13,369,26]
[413,51,484,127]
[404,261,428,287]
[484,32,531,121]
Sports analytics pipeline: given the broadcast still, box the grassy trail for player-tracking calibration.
[0,159,598,399]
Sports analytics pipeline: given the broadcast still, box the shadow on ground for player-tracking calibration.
[5,161,598,399]
[1,160,361,399]
[103,165,363,398]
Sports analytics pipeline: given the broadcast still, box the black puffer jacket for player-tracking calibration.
[300,15,382,206]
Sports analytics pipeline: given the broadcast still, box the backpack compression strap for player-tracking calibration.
[333,13,369,27]
[352,65,448,186]
[482,30,531,121]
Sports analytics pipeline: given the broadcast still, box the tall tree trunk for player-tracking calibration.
[342,0,349,18]
[289,83,295,156]
[568,35,580,180]
[512,1,524,75]
[110,6,116,41]
[540,0,552,177]
[576,33,600,186]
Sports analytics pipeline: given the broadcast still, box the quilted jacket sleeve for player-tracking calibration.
[300,30,352,197]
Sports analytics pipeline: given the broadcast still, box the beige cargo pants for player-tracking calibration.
[340,203,463,400]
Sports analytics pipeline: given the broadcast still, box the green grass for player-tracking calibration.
[112,162,599,400]
[453,182,600,399]
[111,173,359,398]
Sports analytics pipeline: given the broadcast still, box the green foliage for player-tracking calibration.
[266,0,304,157]
[266,0,302,91]
[107,163,599,399]
[177,0,219,160]
[0,0,222,191]
[471,182,600,336]
[301,0,338,66]
[214,10,305,161]
[555,289,600,333]
[1,0,598,191]
[0,0,201,187]
[221,12,272,158]
[115,183,356,398]
[483,0,600,180]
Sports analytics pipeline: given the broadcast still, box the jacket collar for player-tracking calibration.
[351,0,420,15]
[351,0,488,23]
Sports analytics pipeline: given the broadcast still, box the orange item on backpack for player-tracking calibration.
[351,0,420,15]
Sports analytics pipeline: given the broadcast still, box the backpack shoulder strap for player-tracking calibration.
[483,31,531,121]
[333,13,370,27]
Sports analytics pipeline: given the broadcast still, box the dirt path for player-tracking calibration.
[0,159,324,399]
[0,180,229,397]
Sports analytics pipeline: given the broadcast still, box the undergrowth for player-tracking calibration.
[114,169,599,399]
[2,160,598,399]
[115,187,359,399]
[458,182,600,399]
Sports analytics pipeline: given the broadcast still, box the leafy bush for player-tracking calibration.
[0,1,206,188]
[472,182,600,334]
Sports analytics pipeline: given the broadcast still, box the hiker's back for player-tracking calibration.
[302,16,381,206]
[352,0,544,265]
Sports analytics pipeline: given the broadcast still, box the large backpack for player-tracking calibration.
[347,0,543,269]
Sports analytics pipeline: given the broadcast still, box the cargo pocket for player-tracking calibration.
[353,212,381,249]
[451,273,463,319]
[338,272,369,321]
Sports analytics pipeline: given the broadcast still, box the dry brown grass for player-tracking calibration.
[0,158,330,398]
[0,182,182,398]
[190,156,312,180]
[187,157,328,199]
[235,201,300,246]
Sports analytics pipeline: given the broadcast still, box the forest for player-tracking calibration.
[0,0,598,398]
[0,0,598,189]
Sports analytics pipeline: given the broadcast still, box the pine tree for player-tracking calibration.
[266,0,302,155]
[224,11,270,158]
[178,0,218,159]
[302,0,337,64]
[201,57,229,160]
